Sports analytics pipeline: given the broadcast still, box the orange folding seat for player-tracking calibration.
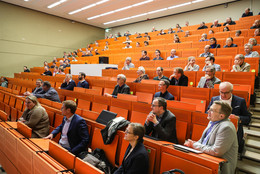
[182,48,198,57]
[216,47,238,57]
[178,42,192,49]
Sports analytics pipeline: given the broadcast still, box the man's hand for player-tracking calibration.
[44,134,53,140]
[184,139,195,147]
[147,113,158,124]
[205,74,211,80]
[229,114,241,123]
[104,93,112,97]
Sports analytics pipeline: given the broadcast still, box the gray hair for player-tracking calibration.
[117,74,126,82]
[219,81,233,91]
[125,57,132,62]
[235,54,245,60]
[244,43,253,50]
[188,56,196,62]
[205,65,216,73]
[66,74,72,79]
[138,66,145,74]
[249,38,257,46]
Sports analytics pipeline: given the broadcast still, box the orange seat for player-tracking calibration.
[103,88,114,95]
[74,157,104,174]
[216,47,238,57]
[91,102,108,113]
[181,98,206,113]
[136,92,153,104]
[130,111,147,124]
[110,106,128,120]
[74,87,86,93]
[17,121,32,138]
[0,110,8,121]
[117,94,137,102]
[77,99,91,110]
[167,100,197,112]
[54,113,64,128]
[176,120,188,145]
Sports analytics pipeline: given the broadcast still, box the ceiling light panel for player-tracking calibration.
[48,0,67,9]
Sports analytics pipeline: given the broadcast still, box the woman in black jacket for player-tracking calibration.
[114,123,149,174]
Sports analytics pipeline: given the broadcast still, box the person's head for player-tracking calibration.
[185,21,189,26]
[200,22,205,27]
[125,57,132,65]
[0,77,7,83]
[205,65,215,78]
[210,37,217,45]
[213,19,219,26]
[185,30,190,36]
[24,66,28,70]
[36,79,43,88]
[142,50,147,56]
[65,60,69,65]
[223,26,230,32]
[146,36,151,41]
[117,74,126,86]
[152,97,167,115]
[95,49,99,53]
[62,100,77,117]
[226,17,232,23]
[235,30,241,37]
[176,24,180,28]
[78,72,86,80]
[136,42,140,47]
[144,41,149,46]
[124,123,145,143]
[168,28,173,32]
[204,45,210,53]
[226,37,233,46]
[201,33,207,39]
[144,32,148,36]
[244,44,253,54]
[254,20,260,26]
[42,81,51,91]
[205,56,215,64]
[255,28,260,36]
[248,38,257,46]
[44,66,49,71]
[59,67,64,73]
[114,37,118,41]
[219,82,233,100]
[59,60,64,65]
[209,30,214,34]
[44,61,48,66]
[245,8,250,14]
[173,67,183,80]
[158,79,170,92]
[156,67,163,77]
[137,66,145,76]
[25,95,39,110]
[174,37,180,43]
[188,56,196,65]
[63,51,67,56]
[65,74,72,83]
[234,54,245,65]
[155,49,161,57]
[171,49,176,56]
[208,101,232,122]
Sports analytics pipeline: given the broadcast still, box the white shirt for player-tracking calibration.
[59,115,74,149]
[220,95,232,107]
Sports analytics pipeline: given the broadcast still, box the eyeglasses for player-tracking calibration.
[152,104,160,107]
[125,130,134,134]
[219,91,231,95]
[208,108,221,114]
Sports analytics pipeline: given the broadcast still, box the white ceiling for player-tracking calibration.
[3,0,236,29]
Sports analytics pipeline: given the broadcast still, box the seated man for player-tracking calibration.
[34,81,61,102]
[29,79,44,95]
[199,45,214,57]
[197,22,208,30]
[24,66,30,72]
[206,82,251,153]
[250,20,260,29]
[166,49,179,60]
[153,49,164,60]
[185,100,238,174]
[60,74,76,91]
[153,67,169,81]
[169,67,188,86]
[254,28,260,37]
[124,42,132,49]
[184,30,190,37]
[122,57,135,70]
[133,66,149,83]
[197,66,221,88]
[140,50,150,61]
[210,19,221,28]
[94,49,100,55]
[144,97,178,143]
[199,33,209,42]
[64,60,70,68]
[202,56,221,72]
[184,56,200,71]
[223,17,236,26]
[45,100,89,156]
[104,74,130,98]
[0,77,8,88]
[77,72,89,89]
[154,80,174,100]
[41,66,52,76]
[242,8,253,17]
[223,37,237,48]
[231,54,251,72]
[244,44,260,58]
[59,60,65,69]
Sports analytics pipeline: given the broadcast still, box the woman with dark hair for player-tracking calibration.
[223,26,230,32]
[209,37,220,48]
[114,123,149,174]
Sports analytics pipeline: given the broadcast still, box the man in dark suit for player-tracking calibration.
[45,100,89,156]
[153,67,169,81]
[154,79,174,100]
[33,81,61,102]
[144,97,178,143]
[24,79,43,96]
[206,82,251,153]
[104,74,130,98]
[77,72,89,89]
[169,67,188,86]
[242,8,253,17]
[41,66,52,76]
[60,74,76,91]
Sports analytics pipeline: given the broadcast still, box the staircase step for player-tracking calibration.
[236,160,260,174]
[252,115,260,119]
[242,150,260,162]
[244,129,260,138]
[245,139,260,149]
[250,122,260,128]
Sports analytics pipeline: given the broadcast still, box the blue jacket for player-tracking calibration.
[154,91,174,100]
[61,80,76,90]
[51,114,89,156]
[77,80,89,89]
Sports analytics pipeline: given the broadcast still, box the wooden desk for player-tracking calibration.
[6,121,17,129]
[30,138,50,152]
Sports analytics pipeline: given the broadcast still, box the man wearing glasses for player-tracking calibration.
[206,82,251,153]
[144,97,178,143]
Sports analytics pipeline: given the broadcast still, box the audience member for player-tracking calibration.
[18,96,49,138]
[34,81,61,102]
[133,66,149,83]
[114,123,149,174]
[144,41,149,46]
[185,21,189,27]
[122,57,135,70]
[235,30,242,37]
[94,41,99,47]
[50,62,56,68]
[44,61,49,68]
[169,67,188,86]
[42,66,52,76]
[207,82,251,153]
[52,67,59,76]
[173,37,181,43]
[176,28,183,33]
[53,57,58,63]
[136,42,141,47]
[77,72,89,89]
[140,50,150,61]
[211,20,221,28]
[153,67,169,81]
[200,45,214,57]
[199,33,209,42]
[223,17,236,26]
[242,8,253,17]
[184,30,190,37]
[209,37,220,48]
[208,30,214,35]
[223,26,230,32]
[114,37,118,41]
[45,100,89,156]
[176,24,181,29]
[244,44,260,58]
[0,77,8,88]
[59,60,65,68]
[104,74,130,98]
[58,67,65,75]
[123,36,132,44]
[124,42,132,49]
[63,51,67,58]
[248,38,259,46]
[151,27,157,32]
[167,28,175,34]
[154,80,174,100]
[145,97,178,143]
[94,49,100,55]
[124,31,131,36]
[231,54,250,72]
[224,37,237,48]
[197,22,208,30]
[136,33,142,38]
[31,79,43,95]
[167,49,179,60]
[24,66,30,72]
[64,60,70,68]
[197,66,221,88]
[143,32,149,38]
[60,74,76,91]
[250,20,260,29]
[153,49,164,60]
[117,32,122,37]
[185,100,237,174]
[158,29,166,35]
[254,28,260,36]
[202,56,221,72]
[184,56,200,71]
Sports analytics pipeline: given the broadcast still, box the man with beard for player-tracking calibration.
[77,72,89,89]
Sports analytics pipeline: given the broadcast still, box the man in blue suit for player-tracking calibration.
[154,79,174,100]
[206,82,251,153]
[60,74,76,91]
[45,100,89,156]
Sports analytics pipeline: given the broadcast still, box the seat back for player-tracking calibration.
[117,94,137,101]
[74,157,104,174]
[0,110,8,121]
[136,92,153,104]
[17,121,32,138]
[176,120,188,145]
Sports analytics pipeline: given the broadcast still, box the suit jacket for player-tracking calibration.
[153,76,169,81]
[114,142,149,174]
[232,62,251,72]
[170,75,188,86]
[51,114,89,156]
[21,105,49,138]
[154,91,174,100]
[145,110,178,143]
[61,80,76,90]
[34,87,61,103]
[77,80,89,89]
[32,87,43,95]
[43,71,52,76]
[197,76,221,88]
[112,84,130,98]
[133,74,149,83]
[193,119,238,174]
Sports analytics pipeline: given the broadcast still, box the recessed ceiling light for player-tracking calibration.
[48,0,67,9]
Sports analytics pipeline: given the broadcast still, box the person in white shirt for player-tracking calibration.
[244,44,259,58]
[122,57,135,70]
[167,49,179,60]
[184,56,200,71]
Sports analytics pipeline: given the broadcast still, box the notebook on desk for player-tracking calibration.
[173,144,202,154]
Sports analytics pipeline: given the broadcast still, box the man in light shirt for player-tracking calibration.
[167,49,179,60]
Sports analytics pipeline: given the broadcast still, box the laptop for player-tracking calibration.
[96,110,117,125]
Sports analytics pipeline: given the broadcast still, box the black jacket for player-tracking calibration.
[170,75,188,86]
[61,80,76,91]
[112,84,130,98]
